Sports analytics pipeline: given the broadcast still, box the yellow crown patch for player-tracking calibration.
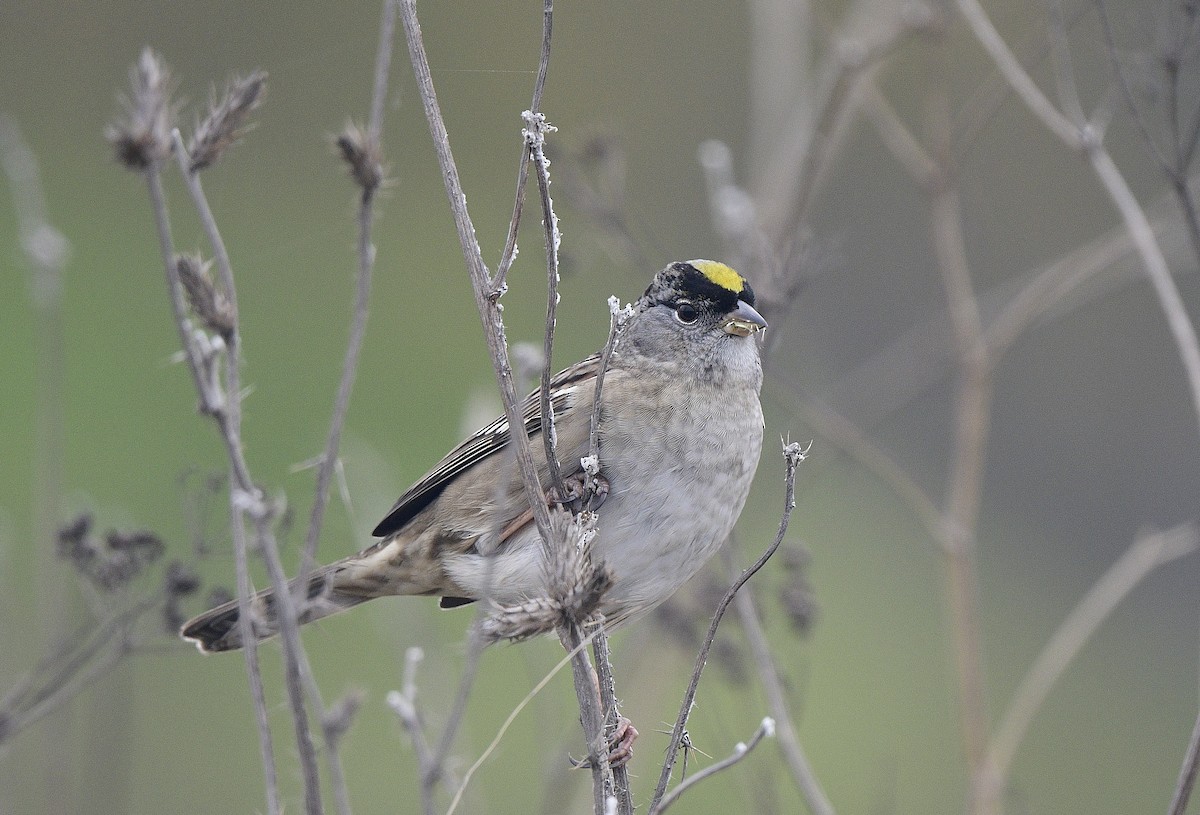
[691,260,745,294]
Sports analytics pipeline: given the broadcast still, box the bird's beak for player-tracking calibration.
[722,300,768,337]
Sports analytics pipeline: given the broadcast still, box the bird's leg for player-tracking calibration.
[570,658,639,769]
[552,470,610,515]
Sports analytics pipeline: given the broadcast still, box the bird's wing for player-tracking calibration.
[371,355,601,537]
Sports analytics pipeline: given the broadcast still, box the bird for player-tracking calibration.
[181,260,766,654]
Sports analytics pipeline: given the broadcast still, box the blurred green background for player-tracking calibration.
[2,1,1199,813]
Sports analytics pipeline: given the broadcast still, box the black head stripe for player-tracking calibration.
[640,261,752,313]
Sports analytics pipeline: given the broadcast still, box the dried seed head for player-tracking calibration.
[107,48,176,170]
[176,254,234,339]
[188,70,267,172]
[479,516,613,643]
[164,560,201,598]
[323,690,365,744]
[335,121,385,192]
[778,543,818,636]
[57,513,165,591]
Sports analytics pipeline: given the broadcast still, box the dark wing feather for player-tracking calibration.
[371,355,601,537]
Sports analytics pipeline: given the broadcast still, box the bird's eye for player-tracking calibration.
[675,302,698,324]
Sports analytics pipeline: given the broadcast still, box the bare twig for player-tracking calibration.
[652,717,776,814]
[493,0,554,292]
[732,570,834,815]
[927,42,993,789]
[172,126,324,815]
[1084,145,1200,441]
[954,0,1080,148]
[110,55,280,810]
[0,593,159,751]
[422,628,487,813]
[1169,710,1200,815]
[977,524,1199,808]
[386,647,442,815]
[301,0,395,581]
[958,0,1200,450]
[755,5,934,242]
[244,498,323,815]
[0,118,72,785]
[444,631,599,815]
[587,297,633,501]
[560,621,615,814]
[591,624,633,813]
[1095,0,1200,266]
[649,441,806,812]
[398,0,555,549]
[528,110,566,500]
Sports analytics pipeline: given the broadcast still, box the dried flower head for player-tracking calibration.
[164,560,201,597]
[176,254,234,338]
[778,543,818,635]
[107,48,176,170]
[187,70,267,172]
[57,513,165,591]
[162,560,203,633]
[335,121,385,192]
[480,514,613,643]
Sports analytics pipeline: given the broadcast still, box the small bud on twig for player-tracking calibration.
[187,70,267,172]
[336,121,385,193]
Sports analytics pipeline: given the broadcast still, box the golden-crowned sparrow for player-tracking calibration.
[182,260,766,652]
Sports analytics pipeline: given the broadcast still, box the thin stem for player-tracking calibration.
[386,648,438,815]
[445,633,597,815]
[0,594,159,750]
[591,626,633,814]
[301,0,395,581]
[398,0,555,546]
[492,0,555,293]
[248,506,324,815]
[732,576,835,815]
[978,525,1198,806]
[144,169,207,403]
[1086,144,1200,443]
[1094,0,1172,170]
[954,0,1081,148]
[928,43,993,796]
[530,112,565,499]
[559,621,613,814]
[424,628,487,804]
[650,442,805,811]
[1095,0,1200,266]
[142,158,280,815]
[652,717,775,814]
[1169,711,1200,815]
[227,488,280,815]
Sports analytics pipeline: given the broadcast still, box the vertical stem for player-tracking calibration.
[651,444,803,813]
[398,0,555,545]
[592,627,632,813]
[928,42,993,807]
[559,622,613,814]
[301,0,395,579]
[143,164,281,815]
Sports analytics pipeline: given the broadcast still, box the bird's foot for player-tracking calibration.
[570,716,639,769]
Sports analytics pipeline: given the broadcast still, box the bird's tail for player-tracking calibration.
[180,563,370,653]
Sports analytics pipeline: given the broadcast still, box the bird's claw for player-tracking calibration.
[569,716,639,769]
